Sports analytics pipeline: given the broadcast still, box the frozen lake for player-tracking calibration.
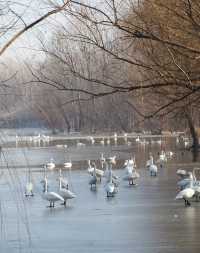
[0,132,199,253]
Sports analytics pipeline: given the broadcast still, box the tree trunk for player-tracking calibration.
[185,111,199,162]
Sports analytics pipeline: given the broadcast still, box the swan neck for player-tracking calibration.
[108,163,112,182]
[44,178,48,193]
[93,164,96,175]
[192,168,200,182]
[59,177,62,190]
[150,156,154,165]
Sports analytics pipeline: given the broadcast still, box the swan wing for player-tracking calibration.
[89,176,97,185]
[49,192,64,201]
[60,189,76,198]
[150,165,158,172]
[175,188,195,200]
[26,182,33,192]
[105,183,114,193]
[177,178,190,187]
[88,167,94,174]
[96,169,104,177]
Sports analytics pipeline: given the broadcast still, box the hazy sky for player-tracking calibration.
[1,0,66,63]
[0,0,130,64]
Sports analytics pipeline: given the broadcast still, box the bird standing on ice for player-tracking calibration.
[88,162,97,189]
[175,180,195,206]
[57,169,76,206]
[147,155,158,176]
[41,177,64,208]
[105,163,115,197]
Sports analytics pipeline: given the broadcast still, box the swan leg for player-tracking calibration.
[183,198,187,206]
[187,200,191,206]
[183,198,191,207]
[60,200,66,206]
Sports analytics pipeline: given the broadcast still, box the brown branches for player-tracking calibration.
[0,0,71,56]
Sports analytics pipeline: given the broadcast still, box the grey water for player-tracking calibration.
[0,130,199,253]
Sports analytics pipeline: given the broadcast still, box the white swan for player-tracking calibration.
[108,155,116,165]
[41,177,64,208]
[177,168,200,201]
[191,168,200,201]
[46,158,55,170]
[114,133,117,142]
[41,134,50,142]
[88,136,95,144]
[135,136,140,142]
[176,169,187,178]
[146,155,153,169]
[64,161,72,169]
[175,180,195,206]
[123,159,140,185]
[159,150,167,162]
[58,170,76,206]
[77,141,86,147]
[166,151,174,158]
[100,153,106,169]
[177,171,194,190]
[148,156,158,176]
[25,166,34,197]
[87,160,104,180]
[104,162,119,188]
[88,162,97,189]
[100,138,105,145]
[105,163,115,197]
[104,159,118,181]
[106,138,110,145]
[25,182,34,197]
